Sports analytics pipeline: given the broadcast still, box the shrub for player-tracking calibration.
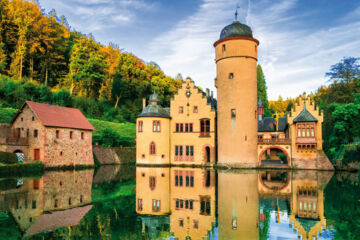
[0,151,18,164]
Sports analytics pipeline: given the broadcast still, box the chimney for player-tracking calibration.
[142,98,146,110]
[206,88,210,96]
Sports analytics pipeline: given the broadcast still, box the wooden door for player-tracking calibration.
[34,149,40,161]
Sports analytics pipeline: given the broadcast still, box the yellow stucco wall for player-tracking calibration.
[170,78,216,165]
[136,117,170,165]
[215,38,259,167]
[136,167,170,215]
[169,167,216,239]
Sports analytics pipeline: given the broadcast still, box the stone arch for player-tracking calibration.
[13,149,23,154]
[259,171,290,192]
[258,145,290,166]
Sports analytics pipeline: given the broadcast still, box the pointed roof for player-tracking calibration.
[293,105,318,123]
[12,101,94,130]
[137,91,170,118]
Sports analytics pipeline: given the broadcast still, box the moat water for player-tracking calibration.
[0,165,359,239]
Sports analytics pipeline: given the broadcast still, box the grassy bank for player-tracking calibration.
[0,162,44,178]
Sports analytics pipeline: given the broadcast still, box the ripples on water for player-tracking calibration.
[0,165,359,239]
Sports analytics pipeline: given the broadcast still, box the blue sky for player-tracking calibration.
[38,0,360,100]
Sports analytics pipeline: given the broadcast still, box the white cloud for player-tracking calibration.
[145,0,360,100]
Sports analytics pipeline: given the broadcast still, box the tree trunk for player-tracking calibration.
[114,96,120,109]
[70,79,74,95]
[45,67,48,86]
[19,54,23,81]
[30,57,33,82]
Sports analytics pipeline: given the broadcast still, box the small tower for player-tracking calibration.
[136,91,171,165]
[257,99,264,121]
[214,12,259,167]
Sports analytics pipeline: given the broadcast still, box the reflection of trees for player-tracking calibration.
[324,174,360,239]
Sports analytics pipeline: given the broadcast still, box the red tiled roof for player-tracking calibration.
[25,101,94,130]
[24,205,93,237]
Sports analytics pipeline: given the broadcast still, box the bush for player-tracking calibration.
[0,151,18,164]
[277,152,288,163]
[93,127,122,147]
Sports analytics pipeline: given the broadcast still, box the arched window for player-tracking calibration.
[150,142,156,155]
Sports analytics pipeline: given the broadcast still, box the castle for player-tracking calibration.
[136,17,333,170]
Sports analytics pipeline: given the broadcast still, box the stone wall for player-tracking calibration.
[93,145,135,165]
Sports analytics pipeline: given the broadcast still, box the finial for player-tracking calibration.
[235,4,240,21]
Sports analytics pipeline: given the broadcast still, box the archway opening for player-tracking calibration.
[260,147,289,166]
[260,171,290,191]
[205,147,210,163]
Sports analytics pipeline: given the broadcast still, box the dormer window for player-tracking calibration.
[229,73,234,79]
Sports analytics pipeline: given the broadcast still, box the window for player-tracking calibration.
[70,131,73,139]
[222,44,226,52]
[54,199,58,208]
[179,106,184,113]
[229,73,234,79]
[189,123,193,132]
[185,123,189,132]
[231,109,236,118]
[81,132,84,139]
[179,146,183,156]
[68,198,72,206]
[138,121,143,132]
[200,196,211,215]
[32,116,35,121]
[176,123,179,132]
[137,199,143,211]
[60,151,63,156]
[56,130,60,138]
[186,146,190,156]
[193,106,198,113]
[32,200,36,209]
[34,129,38,138]
[193,220,199,229]
[153,120,161,132]
[80,195,83,203]
[175,146,179,156]
[33,179,39,190]
[21,117,23,121]
[150,142,156,155]
[190,146,194,156]
[152,200,160,212]
[149,176,156,190]
[179,219,184,227]
[180,124,183,132]
[200,119,210,136]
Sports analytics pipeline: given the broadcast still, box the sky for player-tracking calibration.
[38,0,360,100]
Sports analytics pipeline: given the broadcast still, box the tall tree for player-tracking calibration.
[257,64,271,116]
[325,57,360,83]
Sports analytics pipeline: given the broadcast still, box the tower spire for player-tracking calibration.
[235,4,240,21]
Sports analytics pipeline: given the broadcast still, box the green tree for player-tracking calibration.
[257,64,271,116]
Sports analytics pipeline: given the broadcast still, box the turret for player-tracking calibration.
[136,91,171,165]
[214,12,259,168]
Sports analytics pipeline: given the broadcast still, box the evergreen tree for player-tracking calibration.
[257,64,271,116]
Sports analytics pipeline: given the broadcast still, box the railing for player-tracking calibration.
[258,138,291,145]
[6,137,29,145]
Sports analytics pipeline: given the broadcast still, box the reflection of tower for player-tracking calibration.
[218,171,259,239]
[169,168,217,240]
[136,167,171,239]
[214,15,259,168]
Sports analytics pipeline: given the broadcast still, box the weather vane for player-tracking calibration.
[235,4,240,21]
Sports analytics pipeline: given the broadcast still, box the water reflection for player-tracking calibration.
[137,168,335,240]
[0,169,93,238]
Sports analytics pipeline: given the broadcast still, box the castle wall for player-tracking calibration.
[136,117,170,165]
[170,78,216,166]
[215,38,259,168]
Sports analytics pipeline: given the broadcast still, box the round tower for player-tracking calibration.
[214,17,259,167]
[136,91,171,165]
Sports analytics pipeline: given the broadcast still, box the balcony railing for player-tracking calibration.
[6,137,29,145]
[258,138,290,145]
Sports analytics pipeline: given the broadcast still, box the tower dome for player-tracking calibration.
[219,20,253,39]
